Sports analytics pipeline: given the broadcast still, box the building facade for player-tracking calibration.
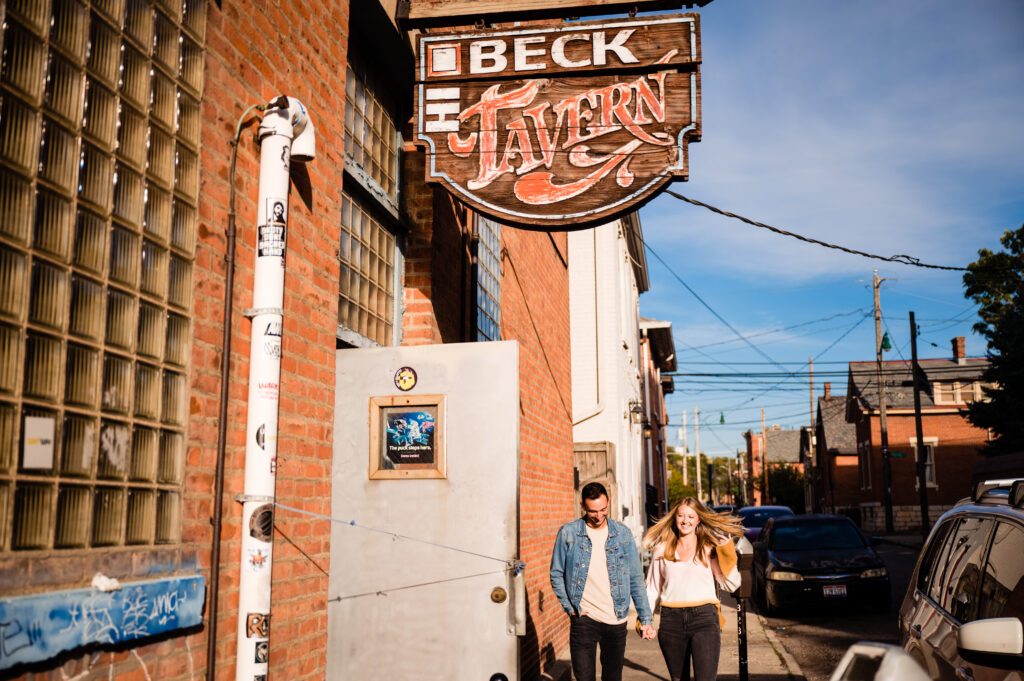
[639,317,674,524]
[845,337,993,533]
[568,215,649,543]
[0,1,609,679]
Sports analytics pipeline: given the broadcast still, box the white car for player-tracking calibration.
[899,480,1024,681]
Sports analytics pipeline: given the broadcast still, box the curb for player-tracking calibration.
[755,610,807,681]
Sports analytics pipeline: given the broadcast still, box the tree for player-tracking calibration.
[666,473,696,509]
[962,224,1024,454]
[751,466,805,513]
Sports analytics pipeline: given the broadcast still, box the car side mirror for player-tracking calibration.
[958,617,1024,670]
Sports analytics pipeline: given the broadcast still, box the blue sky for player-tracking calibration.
[637,0,1024,456]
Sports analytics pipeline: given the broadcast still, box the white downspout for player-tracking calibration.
[235,96,315,681]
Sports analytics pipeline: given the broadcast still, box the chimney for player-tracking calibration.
[952,336,966,365]
[824,382,832,399]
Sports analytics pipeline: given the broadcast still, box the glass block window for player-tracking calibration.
[338,193,395,346]
[344,63,398,202]
[475,216,502,342]
[0,0,204,552]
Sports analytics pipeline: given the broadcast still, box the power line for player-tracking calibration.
[665,191,968,271]
[643,242,789,372]
[676,309,870,353]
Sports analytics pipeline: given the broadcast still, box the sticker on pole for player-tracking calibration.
[258,198,288,258]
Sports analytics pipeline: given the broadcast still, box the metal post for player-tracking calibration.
[873,271,894,533]
[761,409,768,504]
[737,595,749,681]
[909,311,930,540]
[695,405,702,500]
[235,97,315,681]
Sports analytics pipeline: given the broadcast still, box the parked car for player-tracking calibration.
[752,514,890,615]
[737,504,794,542]
[899,479,1024,681]
[712,504,738,515]
[828,642,930,681]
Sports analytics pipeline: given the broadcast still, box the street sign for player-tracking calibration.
[414,13,701,229]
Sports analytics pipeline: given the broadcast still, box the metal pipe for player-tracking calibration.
[207,103,264,681]
[234,96,315,681]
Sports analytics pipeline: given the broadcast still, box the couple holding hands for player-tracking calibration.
[550,483,743,681]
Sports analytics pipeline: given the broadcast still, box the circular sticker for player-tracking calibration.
[394,366,417,391]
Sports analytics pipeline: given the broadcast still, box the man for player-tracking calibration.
[550,482,655,681]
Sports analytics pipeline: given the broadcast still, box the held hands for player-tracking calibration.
[640,624,656,640]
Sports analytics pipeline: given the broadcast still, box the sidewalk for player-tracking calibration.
[548,594,806,681]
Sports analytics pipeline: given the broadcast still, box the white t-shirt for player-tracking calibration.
[578,523,627,625]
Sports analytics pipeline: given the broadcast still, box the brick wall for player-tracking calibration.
[0,2,347,680]
[192,1,348,680]
[856,410,988,508]
[400,148,471,345]
[500,228,576,678]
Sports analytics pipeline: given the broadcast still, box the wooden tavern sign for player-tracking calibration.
[413,14,701,229]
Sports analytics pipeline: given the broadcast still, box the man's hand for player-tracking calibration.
[641,624,656,640]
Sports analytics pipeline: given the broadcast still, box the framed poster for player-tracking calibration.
[368,394,446,479]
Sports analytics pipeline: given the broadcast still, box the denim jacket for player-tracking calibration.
[549,518,653,625]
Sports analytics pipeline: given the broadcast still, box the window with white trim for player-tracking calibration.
[909,436,937,487]
[0,0,205,551]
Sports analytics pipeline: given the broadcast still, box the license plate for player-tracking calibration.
[823,584,847,598]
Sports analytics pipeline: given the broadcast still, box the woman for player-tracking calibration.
[643,498,743,681]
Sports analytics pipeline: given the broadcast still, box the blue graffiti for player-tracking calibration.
[0,575,205,671]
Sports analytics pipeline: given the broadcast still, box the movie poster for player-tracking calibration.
[380,406,437,468]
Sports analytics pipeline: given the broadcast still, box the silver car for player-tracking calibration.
[899,480,1024,681]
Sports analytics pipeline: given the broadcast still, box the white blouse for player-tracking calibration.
[645,543,739,609]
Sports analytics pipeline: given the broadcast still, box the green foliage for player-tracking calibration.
[667,473,696,508]
[753,466,806,513]
[963,224,1024,454]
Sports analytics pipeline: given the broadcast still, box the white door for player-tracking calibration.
[327,341,522,681]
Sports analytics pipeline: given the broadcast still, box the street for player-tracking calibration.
[753,541,921,681]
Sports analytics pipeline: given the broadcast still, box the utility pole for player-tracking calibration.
[808,356,816,513]
[695,405,702,501]
[761,409,769,505]
[874,270,894,533]
[909,311,930,540]
[727,457,734,504]
[681,411,688,485]
[809,357,815,433]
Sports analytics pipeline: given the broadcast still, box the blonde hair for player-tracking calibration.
[642,497,743,565]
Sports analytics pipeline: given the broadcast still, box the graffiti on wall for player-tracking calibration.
[0,575,205,671]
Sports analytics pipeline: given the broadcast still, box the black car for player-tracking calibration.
[737,504,794,543]
[752,514,890,615]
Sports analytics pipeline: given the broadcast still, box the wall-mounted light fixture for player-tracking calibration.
[642,421,653,439]
[628,400,643,424]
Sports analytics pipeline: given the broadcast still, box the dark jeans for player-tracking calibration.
[657,604,721,681]
[569,615,628,681]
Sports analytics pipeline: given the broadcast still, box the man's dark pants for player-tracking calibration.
[569,615,628,681]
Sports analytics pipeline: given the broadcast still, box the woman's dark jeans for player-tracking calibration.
[657,604,721,681]
[569,615,628,681]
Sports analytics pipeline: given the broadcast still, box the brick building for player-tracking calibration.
[0,1,611,679]
[742,426,804,508]
[809,382,861,517]
[845,337,993,532]
[639,317,675,523]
